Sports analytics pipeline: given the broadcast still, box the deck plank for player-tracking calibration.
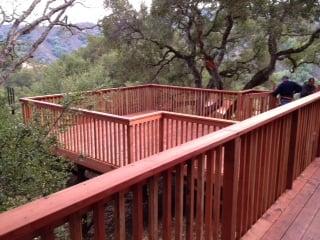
[300,208,320,240]
[281,183,320,239]
[241,158,320,240]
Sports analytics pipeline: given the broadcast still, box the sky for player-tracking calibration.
[0,0,152,23]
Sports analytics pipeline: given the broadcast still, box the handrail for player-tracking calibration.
[20,98,130,124]
[1,92,319,239]
[150,83,268,94]
[27,84,154,100]
[26,84,268,102]
[161,111,237,127]
[21,98,237,127]
[23,84,274,122]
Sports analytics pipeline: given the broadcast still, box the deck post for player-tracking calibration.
[222,137,241,240]
[128,124,134,164]
[236,93,243,121]
[286,110,299,189]
[159,116,164,152]
[21,100,32,124]
[98,92,104,112]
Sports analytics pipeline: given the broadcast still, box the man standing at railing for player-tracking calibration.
[301,77,317,97]
[272,76,302,105]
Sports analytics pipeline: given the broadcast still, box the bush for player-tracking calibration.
[0,97,72,211]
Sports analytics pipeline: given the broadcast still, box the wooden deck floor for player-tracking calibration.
[242,158,320,240]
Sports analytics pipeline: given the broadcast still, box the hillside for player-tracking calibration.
[0,23,100,64]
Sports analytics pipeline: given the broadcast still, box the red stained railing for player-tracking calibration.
[28,84,275,120]
[21,98,235,172]
[1,91,319,240]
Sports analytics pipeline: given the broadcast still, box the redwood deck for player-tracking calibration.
[242,158,320,240]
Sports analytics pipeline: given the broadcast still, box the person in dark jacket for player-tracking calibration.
[300,77,316,97]
[272,76,302,105]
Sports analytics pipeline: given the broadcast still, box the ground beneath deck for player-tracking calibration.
[242,158,320,240]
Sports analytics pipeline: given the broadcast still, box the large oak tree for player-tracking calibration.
[103,0,320,89]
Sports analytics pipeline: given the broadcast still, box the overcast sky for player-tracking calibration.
[0,0,152,23]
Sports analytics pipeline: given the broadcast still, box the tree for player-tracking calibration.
[242,0,320,89]
[103,0,243,89]
[102,0,320,90]
[0,0,95,86]
[0,96,71,211]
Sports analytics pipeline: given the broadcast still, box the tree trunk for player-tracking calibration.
[186,59,202,88]
[244,31,278,90]
[243,64,275,90]
[207,68,223,90]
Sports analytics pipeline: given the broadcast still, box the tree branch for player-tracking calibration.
[276,28,320,57]
[150,55,176,82]
[204,6,223,37]
[216,15,234,66]
[0,0,91,86]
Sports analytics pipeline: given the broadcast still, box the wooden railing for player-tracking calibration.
[29,84,275,120]
[239,92,277,120]
[151,85,273,120]
[3,92,319,240]
[21,98,234,172]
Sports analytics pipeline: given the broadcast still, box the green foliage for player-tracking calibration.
[3,0,320,93]
[100,0,320,89]
[0,97,71,211]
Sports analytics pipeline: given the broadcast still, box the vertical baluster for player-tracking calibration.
[253,129,263,222]
[186,159,195,240]
[222,138,241,240]
[94,119,98,159]
[115,192,125,240]
[93,202,106,240]
[138,124,142,160]
[128,125,134,164]
[123,124,127,165]
[163,170,172,240]
[135,125,139,162]
[148,176,159,240]
[196,154,205,240]
[175,164,184,240]
[205,150,214,240]
[133,185,143,240]
[213,147,222,239]
[109,121,113,165]
[101,120,106,163]
[117,123,121,166]
[106,121,110,164]
[286,111,299,189]
[69,213,82,240]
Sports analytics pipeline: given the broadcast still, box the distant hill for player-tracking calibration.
[0,23,100,64]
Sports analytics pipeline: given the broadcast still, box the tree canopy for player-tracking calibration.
[102,0,320,89]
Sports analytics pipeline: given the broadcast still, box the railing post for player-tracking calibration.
[159,116,164,152]
[21,100,32,124]
[222,137,241,240]
[286,110,299,189]
[98,92,104,112]
[236,93,243,121]
[128,124,134,164]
